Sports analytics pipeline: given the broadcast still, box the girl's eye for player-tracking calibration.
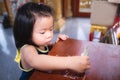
[50,29,53,31]
[40,32,45,34]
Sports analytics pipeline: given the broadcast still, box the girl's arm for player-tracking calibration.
[20,45,90,73]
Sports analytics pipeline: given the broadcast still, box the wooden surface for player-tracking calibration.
[30,38,120,80]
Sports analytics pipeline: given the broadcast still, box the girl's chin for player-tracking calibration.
[46,41,52,45]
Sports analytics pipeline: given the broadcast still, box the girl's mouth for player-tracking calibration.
[46,41,52,45]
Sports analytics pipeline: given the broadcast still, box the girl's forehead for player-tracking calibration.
[34,16,53,30]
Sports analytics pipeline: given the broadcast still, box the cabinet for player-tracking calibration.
[72,0,91,17]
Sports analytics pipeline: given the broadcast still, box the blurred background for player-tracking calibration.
[0,0,120,80]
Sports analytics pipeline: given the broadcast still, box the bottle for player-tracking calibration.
[92,30,101,42]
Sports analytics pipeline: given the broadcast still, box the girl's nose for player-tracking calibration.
[46,31,53,39]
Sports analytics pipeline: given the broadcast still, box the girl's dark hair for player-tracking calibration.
[13,2,54,49]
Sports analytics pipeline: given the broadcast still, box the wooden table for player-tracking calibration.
[30,38,120,80]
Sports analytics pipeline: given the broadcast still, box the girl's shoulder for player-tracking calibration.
[14,44,36,63]
[20,44,36,51]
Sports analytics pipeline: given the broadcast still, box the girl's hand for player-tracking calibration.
[68,56,90,73]
[56,34,69,42]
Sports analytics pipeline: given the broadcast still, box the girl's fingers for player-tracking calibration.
[56,34,69,42]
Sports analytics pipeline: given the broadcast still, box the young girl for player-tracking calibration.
[13,2,90,80]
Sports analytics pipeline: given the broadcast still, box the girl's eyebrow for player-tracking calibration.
[47,25,54,29]
[39,26,53,31]
[50,24,54,27]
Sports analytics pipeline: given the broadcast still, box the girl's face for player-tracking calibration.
[32,16,54,47]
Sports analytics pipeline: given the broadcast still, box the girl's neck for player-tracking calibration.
[39,46,46,50]
[37,45,49,53]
